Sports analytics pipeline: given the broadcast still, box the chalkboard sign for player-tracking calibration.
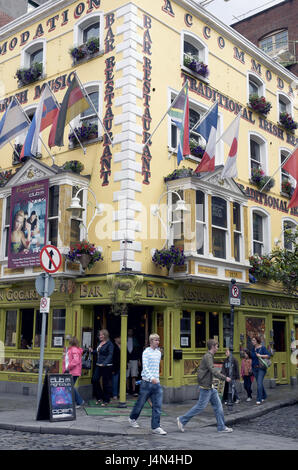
[36,374,76,422]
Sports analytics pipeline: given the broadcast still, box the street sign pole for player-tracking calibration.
[228,279,236,412]
[37,272,49,412]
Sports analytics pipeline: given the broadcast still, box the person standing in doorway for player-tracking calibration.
[90,329,114,406]
[128,333,167,435]
[126,328,141,396]
[177,339,233,433]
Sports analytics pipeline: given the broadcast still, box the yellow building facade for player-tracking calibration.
[0,0,297,401]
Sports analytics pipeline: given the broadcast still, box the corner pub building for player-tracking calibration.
[0,0,297,403]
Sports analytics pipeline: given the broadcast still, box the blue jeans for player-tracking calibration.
[130,380,163,430]
[112,371,120,397]
[179,387,226,431]
[253,367,267,402]
[73,376,84,406]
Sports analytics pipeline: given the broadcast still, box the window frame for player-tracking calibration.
[181,31,209,69]
[247,72,265,101]
[249,132,268,177]
[251,208,271,256]
[282,218,297,251]
[211,196,229,260]
[20,38,46,77]
[277,92,293,121]
[259,29,288,56]
[73,11,104,52]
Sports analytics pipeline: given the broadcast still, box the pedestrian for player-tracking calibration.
[221,348,240,404]
[177,339,233,433]
[251,336,270,405]
[112,336,121,400]
[128,333,167,435]
[62,336,85,408]
[241,349,253,402]
[126,328,141,397]
[90,329,114,406]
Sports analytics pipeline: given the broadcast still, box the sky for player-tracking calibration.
[199,0,285,25]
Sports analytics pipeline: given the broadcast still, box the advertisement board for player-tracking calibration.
[8,179,49,268]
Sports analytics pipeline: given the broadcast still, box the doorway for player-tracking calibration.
[272,318,288,384]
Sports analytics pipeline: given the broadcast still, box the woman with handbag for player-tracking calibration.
[241,349,253,401]
[62,336,85,408]
[90,329,114,406]
[251,336,270,405]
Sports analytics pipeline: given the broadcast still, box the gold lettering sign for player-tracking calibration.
[225,270,243,279]
[198,265,218,275]
[80,285,102,298]
[146,283,168,299]
[3,289,39,302]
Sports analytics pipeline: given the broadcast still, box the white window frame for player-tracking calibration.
[211,195,230,261]
[249,132,268,177]
[282,218,297,251]
[277,92,293,121]
[73,11,104,51]
[280,147,295,191]
[20,38,46,77]
[251,208,271,255]
[181,31,209,67]
[247,72,265,101]
[195,190,208,256]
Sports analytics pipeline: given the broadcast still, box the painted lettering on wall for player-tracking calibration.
[0,0,100,55]
[162,0,175,17]
[142,15,153,185]
[100,55,115,186]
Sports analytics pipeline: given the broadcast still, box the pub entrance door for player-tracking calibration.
[272,318,288,384]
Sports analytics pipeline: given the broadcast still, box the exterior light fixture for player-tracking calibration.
[66,187,103,238]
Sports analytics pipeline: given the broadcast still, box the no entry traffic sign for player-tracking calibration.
[40,245,62,273]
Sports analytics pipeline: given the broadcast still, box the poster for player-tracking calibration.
[48,374,76,422]
[8,179,49,268]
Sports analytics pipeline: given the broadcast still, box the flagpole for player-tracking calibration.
[144,82,188,149]
[14,95,56,164]
[259,143,298,193]
[44,83,87,155]
[74,71,113,147]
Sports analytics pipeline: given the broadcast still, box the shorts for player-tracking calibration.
[126,360,139,378]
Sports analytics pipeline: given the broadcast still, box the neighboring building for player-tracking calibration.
[0,0,297,402]
[232,0,298,76]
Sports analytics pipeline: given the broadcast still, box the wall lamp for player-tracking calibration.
[66,187,103,239]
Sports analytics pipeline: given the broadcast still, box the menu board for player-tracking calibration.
[36,374,76,422]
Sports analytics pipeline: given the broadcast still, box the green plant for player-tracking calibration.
[189,138,205,158]
[69,37,99,62]
[249,94,272,116]
[15,62,42,85]
[65,240,103,270]
[281,180,293,197]
[69,122,98,144]
[152,245,185,270]
[249,254,275,281]
[250,168,275,191]
[271,227,298,297]
[63,160,84,173]
[279,112,297,133]
[183,55,209,78]
[164,166,198,182]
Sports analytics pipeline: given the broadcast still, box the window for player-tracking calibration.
[182,32,208,67]
[195,312,206,348]
[3,195,11,258]
[278,93,292,120]
[196,190,206,254]
[83,22,99,43]
[180,311,191,348]
[20,309,34,349]
[212,197,227,259]
[248,73,264,99]
[209,312,219,343]
[70,83,101,142]
[252,210,270,255]
[34,310,48,348]
[21,39,46,76]
[259,30,288,55]
[280,150,291,187]
[5,310,17,347]
[233,202,241,262]
[171,190,184,243]
[70,186,83,244]
[47,185,59,246]
[250,134,267,176]
[80,88,99,128]
[52,309,66,348]
[283,220,296,251]
[74,12,103,51]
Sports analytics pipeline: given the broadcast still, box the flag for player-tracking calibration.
[48,75,89,148]
[282,148,298,208]
[221,112,241,179]
[0,97,29,149]
[20,86,58,159]
[192,101,218,142]
[168,83,190,165]
[194,103,218,174]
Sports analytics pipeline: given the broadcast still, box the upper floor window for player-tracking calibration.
[211,197,227,259]
[283,220,296,251]
[278,93,293,120]
[196,190,206,255]
[259,30,288,56]
[249,134,267,176]
[74,12,103,51]
[248,73,265,101]
[233,202,241,262]
[47,185,59,247]
[80,88,99,128]
[252,209,270,255]
[69,83,101,145]
[182,32,208,74]
[21,39,46,76]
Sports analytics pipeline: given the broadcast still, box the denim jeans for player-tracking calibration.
[179,387,226,431]
[112,371,120,397]
[130,380,163,430]
[253,367,267,402]
[73,376,84,406]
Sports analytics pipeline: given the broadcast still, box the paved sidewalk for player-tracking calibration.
[0,384,297,436]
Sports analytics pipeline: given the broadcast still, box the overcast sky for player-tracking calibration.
[200,0,285,25]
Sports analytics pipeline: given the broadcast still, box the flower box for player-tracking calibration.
[68,123,98,146]
[63,160,84,173]
[250,168,275,192]
[248,94,272,116]
[281,181,294,198]
[183,55,209,78]
[69,37,100,63]
[65,240,103,270]
[164,166,199,182]
[15,62,43,87]
[279,113,297,133]
[152,245,185,270]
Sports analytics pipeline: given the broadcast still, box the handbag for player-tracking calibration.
[258,356,271,369]
[82,350,92,370]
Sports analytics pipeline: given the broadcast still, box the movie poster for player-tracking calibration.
[8,179,49,268]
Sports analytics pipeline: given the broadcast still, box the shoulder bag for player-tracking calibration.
[258,356,271,369]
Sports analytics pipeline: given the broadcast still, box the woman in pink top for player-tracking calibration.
[62,336,85,407]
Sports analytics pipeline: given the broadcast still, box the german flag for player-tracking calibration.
[48,75,89,148]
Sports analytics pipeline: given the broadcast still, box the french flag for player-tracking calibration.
[20,85,58,159]
[194,102,218,173]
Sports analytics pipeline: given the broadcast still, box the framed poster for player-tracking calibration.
[8,179,49,268]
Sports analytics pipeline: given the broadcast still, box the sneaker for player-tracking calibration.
[246,397,252,402]
[261,399,266,402]
[152,427,167,435]
[128,418,140,428]
[177,417,184,433]
[218,427,233,433]
[256,401,261,405]
[235,399,240,404]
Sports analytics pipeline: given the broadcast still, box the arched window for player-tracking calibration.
[21,39,46,76]
[74,12,103,50]
[249,133,267,176]
[282,219,297,251]
[247,72,265,100]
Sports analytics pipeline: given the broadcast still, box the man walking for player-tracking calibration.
[177,339,233,433]
[128,333,167,435]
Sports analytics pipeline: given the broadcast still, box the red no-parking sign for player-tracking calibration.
[40,245,62,273]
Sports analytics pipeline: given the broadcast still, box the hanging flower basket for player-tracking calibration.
[0,169,13,187]
[65,240,103,270]
[184,55,209,78]
[152,245,185,270]
[69,123,98,145]
[249,254,274,282]
[69,37,100,63]
[15,62,43,86]
[63,160,84,173]
[281,181,294,198]
[250,168,275,192]
[279,113,297,133]
[248,94,272,116]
